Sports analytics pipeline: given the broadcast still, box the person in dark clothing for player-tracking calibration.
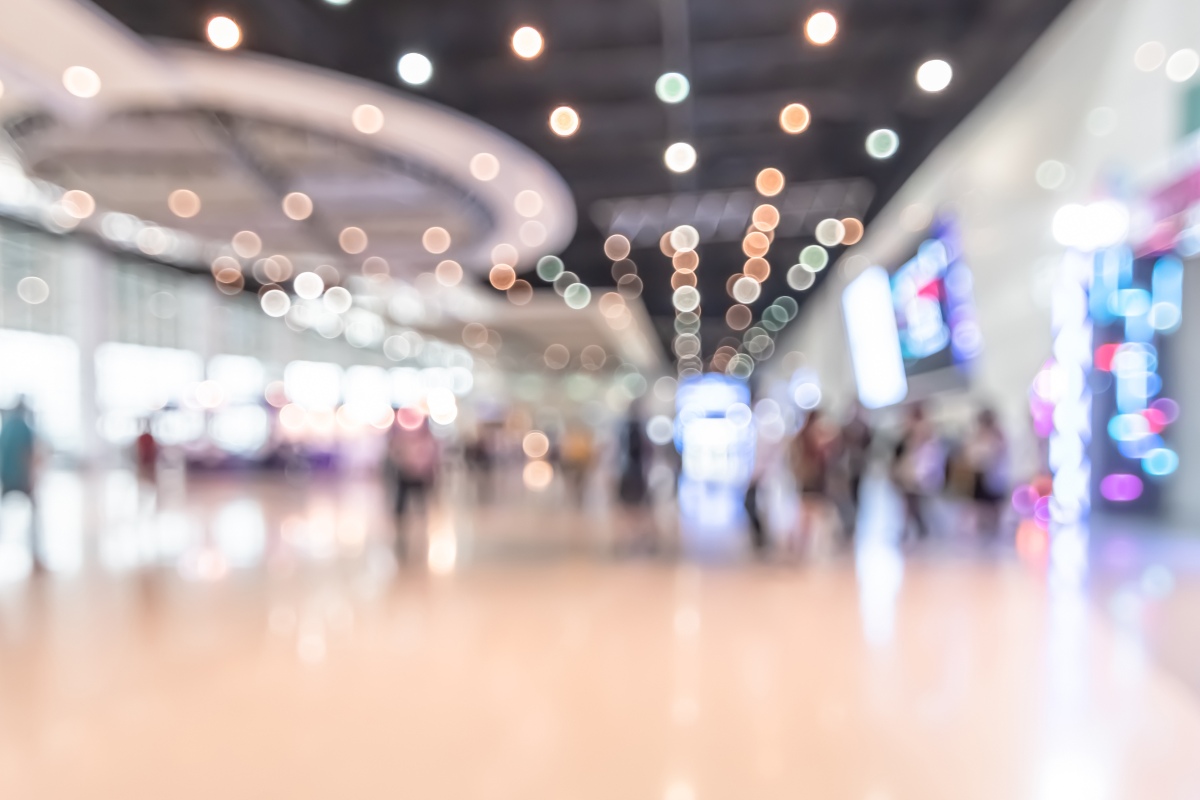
[616,415,655,551]
[840,402,873,536]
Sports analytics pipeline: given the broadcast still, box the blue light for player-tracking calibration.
[1118,433,1162,459]
[1143,447,1179,477]
[1108,413,1149,441]
[1110,288,1151,317]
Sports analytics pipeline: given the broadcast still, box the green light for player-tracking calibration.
[799,245,829,272]
[564,282,592,309]
[866,128,899,159]
[537,255,564,282]
[655,72,690,104]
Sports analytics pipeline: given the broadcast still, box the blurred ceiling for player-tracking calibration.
[91,0,1075,345]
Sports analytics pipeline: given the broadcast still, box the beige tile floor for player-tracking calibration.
[1,470,1199,799]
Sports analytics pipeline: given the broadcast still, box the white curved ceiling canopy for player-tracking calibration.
[0,0,576,276]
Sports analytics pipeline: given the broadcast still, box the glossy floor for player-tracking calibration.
[2,470,1199,799]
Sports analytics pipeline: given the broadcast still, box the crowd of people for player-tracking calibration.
[775,401,1012,553]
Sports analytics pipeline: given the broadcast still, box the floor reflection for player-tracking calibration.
[2,470,1200,797]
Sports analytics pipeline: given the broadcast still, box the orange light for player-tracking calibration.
[841,217,865,245]
[549,106,580,136]
[755,167,785,197]
[671,271,697,290]
[752,204,780,231]
[743,257,770,282]
[489,264,516,290]
[672,249,699,273]
[779,103,811,134]
[743,231,770,257]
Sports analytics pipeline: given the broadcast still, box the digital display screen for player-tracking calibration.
[890,220,981,377]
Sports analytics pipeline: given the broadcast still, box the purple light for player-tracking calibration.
[1033,495,1052,525]
[1100,473,1144,502]
[1151,397,1179,424]
[1011,484,1038,516]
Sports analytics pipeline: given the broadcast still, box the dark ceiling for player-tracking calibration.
[91,0,1074,348]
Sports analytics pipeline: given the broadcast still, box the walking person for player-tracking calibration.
[388,418,440,559]
[0,397,41,570]
[788,409,841,555]
[963,408,1009,539]
[839,401,873,538]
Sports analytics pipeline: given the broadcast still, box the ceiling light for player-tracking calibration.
[60,190,95,219]
[339,226,367,254]
[655,72,690,104]
[865,128,899,159]
[1166,49,1199,83]
[351,104,384,134]
[916,59,952,92]
[423,226,451,254]
[515,190,543,217]
[512,26,544,59]
[549,106,580,136]
[604,234,631,261]
[1134,41,1165,72]
[755,168,785,197]
[397,52,433,85]
[206,16,241,50]
[664,142,697,173]
[470,153,500,181]
[779,103,811,134]
[804,11,837,45]
[435,260,463,287]
[168,189,201,218]
[282,192,313,221]
[232,230,262,258]
[62,66,100,98]
[815,218,845,246]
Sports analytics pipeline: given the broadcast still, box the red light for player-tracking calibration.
[1142,407,1167,433]
[1094,343,1118,371]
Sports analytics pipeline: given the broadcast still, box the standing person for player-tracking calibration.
[560,423,596,508]
[616,413,655,552]
[892,403,942,541]
[135,418,159,484]
[963,408,1009,539]
[389,418,440,557]
[788,409,841,553]
[840,401,873,536]
[0,397,40,569]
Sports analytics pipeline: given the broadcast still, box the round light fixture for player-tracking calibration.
[512,26,544,59]
[207,16,242,50]
[916,59,953,92]
[664,142,697,173]
[866,128,900,159]
[804,11,838,45]
[397,52,433,85]
[549,105,580,136]
[779,103,811,134]
[655,72,690,104]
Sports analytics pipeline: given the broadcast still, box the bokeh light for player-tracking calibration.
[755,168,785,197]
[604,234,631,261]
[397,52,433,85]
[670,225,700,252]
[726,304,752,330]
[804,11,838,45]
[544,343,570,369]
[168,189,201,218]
[537,255,564,281]
[491,242,519,266]
[780,103,811,134]
[489,264,517,290]
[866,128,900,159]
[815,218,845,247]
[523,431,551,459]
[515,190,543,217]
[523,460,554,491]
[563,282,591,309]
[232,230,262,258]
[799,244,829,271]
[17,277,49,305]
[744,257,770,282]
[512,26,544,59]
[61,190,95,219]
[62,66,101,98]
[916,59,953,92]
[840,218,864,245]
[743,231,770,257]
[672,249,699,272]
[732,276,762,304]
[282,192,313,221]
[664,142,697,173]
[422,226,451,254]
[351,104,384,134]
[752,204,780,231]
[339,226,368,254]
[787,264,816,290]
[550,106,580,136]
[470,152,500,181]
[206,16,241,50]
[655,72,691,104]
